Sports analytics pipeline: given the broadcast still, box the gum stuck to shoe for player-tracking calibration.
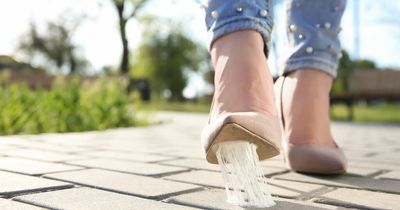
[215,141,276,208]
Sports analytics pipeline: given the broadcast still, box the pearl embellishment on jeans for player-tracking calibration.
[236,7,243,12]
[211,10,218,18]
[289,24,297,31]
[334,6,340,11]
[260,10,268,17]
[315,24,321,28]
[324,22,331,29]
[306,47,313,54]
[298,34,304,39]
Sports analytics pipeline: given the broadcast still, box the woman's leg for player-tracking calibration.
[204,0,277,120]
[280,0,346,146]
[202,2,280,206]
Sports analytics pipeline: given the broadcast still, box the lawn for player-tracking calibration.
[142,101,210,113]
[330,103,400,124]
[144,101,400,124]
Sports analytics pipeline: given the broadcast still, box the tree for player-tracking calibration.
[111,0,149,75]
[333,50,377,94]
[132,17,208,101]
[18,19,88,74]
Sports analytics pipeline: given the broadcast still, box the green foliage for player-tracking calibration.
[0,76,147,135]
[132,17,209,101]
[18,18,89,74]
[333,51,377,94]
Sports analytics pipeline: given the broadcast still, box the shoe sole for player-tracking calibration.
[206,122,280,164]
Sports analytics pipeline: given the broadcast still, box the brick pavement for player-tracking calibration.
[0,111,399,209]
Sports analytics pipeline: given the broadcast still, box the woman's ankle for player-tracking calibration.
[282,69,335,146]
[209,30,277,119]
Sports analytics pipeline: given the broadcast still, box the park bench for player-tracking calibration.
[330,69,400,120]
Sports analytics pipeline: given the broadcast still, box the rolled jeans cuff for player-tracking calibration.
[205,0,273,56]
[208,18,272,56]
[282,56,339,78]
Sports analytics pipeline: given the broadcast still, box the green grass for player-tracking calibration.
[331,103,400,124]
[144,100,400,124]
[142,101,211,113]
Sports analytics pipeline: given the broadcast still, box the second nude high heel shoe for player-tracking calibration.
[275,76,347,174]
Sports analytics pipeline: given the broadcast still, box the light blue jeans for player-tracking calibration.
[204,0,347,77]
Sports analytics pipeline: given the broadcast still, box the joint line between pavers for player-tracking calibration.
[164,193,219,210]
[312,197,380,210]
[150,169,193,178]
[13,196,65,210]
[1,185,76,199]
[297,186,336,201]
[265,170,291,178]
[368,169,392,178]
[163,177,223,190]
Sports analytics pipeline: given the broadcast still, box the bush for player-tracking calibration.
[0,76,147,135]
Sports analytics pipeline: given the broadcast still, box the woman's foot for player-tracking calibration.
[210,30,277,120]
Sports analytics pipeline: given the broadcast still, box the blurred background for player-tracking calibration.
[0,0,399,135]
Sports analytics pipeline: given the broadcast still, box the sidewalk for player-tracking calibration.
[0,111,399,210]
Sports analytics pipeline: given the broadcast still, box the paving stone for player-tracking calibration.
[0,198,44,210]
[158,147,205,159]
[268,179,326,198]
[44,169,201,199]
[160,158,287,175]
[0,145,19,150]
[2,112,400,209]
[314,188,400,209]
[0,171,72,196]
[369,152,400,162]
[82,150,176,163]
[342,149,376,159]
[9,141,92,153]
[0,149,87,162]
[160,158,220,171]
[0,157,82,175]
[345,167,380,177]
[274,172,400,194]
[167,189,340,210]
[164,170,324,198]
[67,158,188,176]
[377,171,400,181]
[347,159,400,171]
[261,159,287,168]
[27,133,101,146]
[15,187,196,210]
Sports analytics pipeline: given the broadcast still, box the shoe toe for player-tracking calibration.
[286,144,347,174]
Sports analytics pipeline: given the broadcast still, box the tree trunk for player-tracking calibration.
[119,19,129,75]
[114,1,129,75]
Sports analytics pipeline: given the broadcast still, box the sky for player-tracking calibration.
[0,0,399,97]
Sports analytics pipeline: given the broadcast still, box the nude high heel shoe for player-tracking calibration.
[274,76,347,174]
